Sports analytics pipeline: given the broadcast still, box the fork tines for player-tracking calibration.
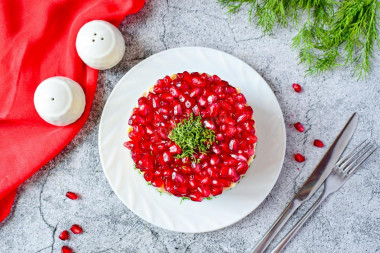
[336,140,377,175]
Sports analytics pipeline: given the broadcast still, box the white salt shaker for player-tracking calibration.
[76,20,125,70]
[34,76,86,126]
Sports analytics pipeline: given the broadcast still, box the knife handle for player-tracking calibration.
[252,198,302,253]
[270,192,327,253]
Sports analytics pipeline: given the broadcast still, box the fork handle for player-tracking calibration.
[270,191,330,253]
[252,198,302,253]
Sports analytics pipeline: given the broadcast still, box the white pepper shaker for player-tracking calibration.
[34,76,86,126]
[76,20,125,70]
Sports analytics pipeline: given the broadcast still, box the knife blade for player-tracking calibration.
[252,112,358,253]
[295,112,358,201]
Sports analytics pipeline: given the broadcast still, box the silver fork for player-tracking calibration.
[270,140,377,253]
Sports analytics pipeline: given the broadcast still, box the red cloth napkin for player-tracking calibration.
[0,0,145,222]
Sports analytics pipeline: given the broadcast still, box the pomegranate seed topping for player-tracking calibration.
[220,166,229,178]
[58,230,70,241]
[209,155,220,165]
[70,224,83,234]
[236,162,248,175]
[162,169,171,179]
[229,139,238,151]
[203,119,216,130]
[227,167,238,179]
[211,186,223,196]
[211,144,222,155]
[162,94,174,102]
[206,103,219,117]
[215,133,224,141]
[163,75,172,85]
[225,85,237,94]
[173,103,182,116]
[65,192,78,200]
[207,94,217,104]
[223,115,236,126]
[138,97,148,105]
[235,93,247,104]
[189,87,202,98]
[138,104,149,116]
[207,167,218,178]
[313,139,324,148]
[145,125,154,135]
[224,126,237,138]
[198,96,207,107]
[185,98,195,108]
[153,85,164,94]
[197,186,211,197]
[292,83,302,93]
[61,246,72,253]
[187,179,197,189]
[294,122,305,132]
[126,72,257,201]
[236,113,249,123]
[219,143,229,153]
[169,87,180,97]
[200,176,212,185]
[247,135,258,144]
[172,172,185,184]
[144,171,154,182]
[192,76,206,87]
[180,165,192,174]
[182,157,190,164]
[133,125,145,135]
[162,151,173,163]
[190,193,203,202]
[164,180,174,193]
[169,144,182,154]
[220,101,233,111]
[224,158,238,165]
[191,162,202,174]
[235,103,245,112]
[175,185,188,195]
[152,177,164,187]
[294,153,305,163]
[212,75,221,82]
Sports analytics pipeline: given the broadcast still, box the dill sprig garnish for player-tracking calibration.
[168,114,215,161]
[218,0,380,79]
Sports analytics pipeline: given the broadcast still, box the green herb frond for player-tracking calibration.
[219,0,380,78]
[180,197,191,204]
[169,113,215,162]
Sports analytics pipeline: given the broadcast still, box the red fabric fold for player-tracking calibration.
[0,0,145,222]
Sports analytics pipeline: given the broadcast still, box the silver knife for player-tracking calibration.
[252,113,358,253]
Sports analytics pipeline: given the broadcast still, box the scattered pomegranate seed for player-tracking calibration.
[292,83,302,93]
[313,139,324,148]
[61,246,72,253]
[65,192,78,200]
[58,230,70,241]
[294,153,305,163]
[294,122,305,132]
[70,224,83,234]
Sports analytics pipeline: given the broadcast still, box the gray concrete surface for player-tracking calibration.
[0,0,379,252]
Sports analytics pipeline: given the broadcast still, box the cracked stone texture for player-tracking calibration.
[1,0,379,252]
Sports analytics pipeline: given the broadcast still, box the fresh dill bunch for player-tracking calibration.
[218,0,327,33]
[168,113,215,162]
[218,0,259,22]
[219,0,380,78]
[299,0,380,78]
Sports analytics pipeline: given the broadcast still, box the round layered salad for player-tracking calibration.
[124,71,257,202]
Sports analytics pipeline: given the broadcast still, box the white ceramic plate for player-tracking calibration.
[99,47,286,233]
